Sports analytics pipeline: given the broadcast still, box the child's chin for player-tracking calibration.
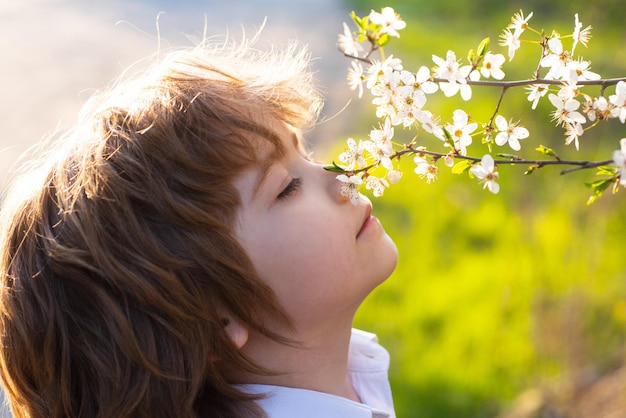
[376,236,400,283]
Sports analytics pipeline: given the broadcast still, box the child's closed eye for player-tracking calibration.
[277,177,302,200]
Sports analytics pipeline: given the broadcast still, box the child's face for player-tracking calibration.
[233,122,398,332]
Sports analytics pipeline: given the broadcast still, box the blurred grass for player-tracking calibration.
[336,0,626,416]
[354,160,626,417]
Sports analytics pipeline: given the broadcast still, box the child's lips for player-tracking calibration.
[356,204,373,239]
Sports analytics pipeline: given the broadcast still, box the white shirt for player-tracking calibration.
[238,329,396,418]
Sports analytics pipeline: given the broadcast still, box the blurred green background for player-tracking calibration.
[337,0,626,417]
[1,0,623,417]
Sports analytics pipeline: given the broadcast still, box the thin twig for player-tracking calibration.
[402,146,613,172]
[431,77,626,88]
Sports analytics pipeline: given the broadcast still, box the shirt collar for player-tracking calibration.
[237,384,390,418]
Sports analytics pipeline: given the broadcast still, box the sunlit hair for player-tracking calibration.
[0,34,322,418]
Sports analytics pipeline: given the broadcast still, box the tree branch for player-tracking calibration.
[398,146,614,173]
[431,77,626,88]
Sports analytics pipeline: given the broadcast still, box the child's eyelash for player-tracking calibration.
[277,177,302,200]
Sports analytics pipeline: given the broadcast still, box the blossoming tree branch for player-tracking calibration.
[329,7,626,204]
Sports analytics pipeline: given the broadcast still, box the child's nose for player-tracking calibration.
[322,166,350,204]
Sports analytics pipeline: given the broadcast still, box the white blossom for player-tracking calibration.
[433,50,473,100]
[387,169,403,184]
[507,10,533,37]
[499,28,521,61]
[494,115,529,151]
[366,55,402,89]
[609,81,626,123]
[339,138,365,170]
[433,50,464,83]
[565,59,600,85]
[371,86,396,120]
[583,96,609,122]
[365,118,395,170]
[445,109,478,155]
[453,69,475,101]
[443,152,455,167]
[564,122,584,150]
[540,35,570,80]
[365,175,390,197]
[471,154,500,194]
[369,117,394,144]
[336,174,363,205]
[372,98,396,120]
[413,155,439,183]
[368,56,403,120]
[556,82,580,102]
[526,83,549,110]
[347,61,365,98]
[391,70,425,126]
[414,66,439,94]
[613,138,626,187]
[368,7,406,38]
[480,52,506,80]
[370,79,395,119]
[391,67,438,126]
[548,94,586,127]
[337,22,363,57]
[572,13,592,54]
[416,109,445,141]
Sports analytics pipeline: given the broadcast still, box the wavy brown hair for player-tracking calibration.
[0,38,322,418]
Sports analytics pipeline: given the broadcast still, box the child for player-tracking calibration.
[0,35,398,417]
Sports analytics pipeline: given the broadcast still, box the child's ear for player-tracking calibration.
[221,315,249,349]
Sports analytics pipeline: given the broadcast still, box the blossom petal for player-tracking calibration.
[488,181,500,194]
[495,132,508,146]
[481,154,495,172]
[495,115,508,131]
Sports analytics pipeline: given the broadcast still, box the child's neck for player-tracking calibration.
[237,315,360,402]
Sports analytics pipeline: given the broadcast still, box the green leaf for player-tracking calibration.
[477,37,490,58]
[378,33,391,47]
[350,11,364,29]
[496,153,519,160]
[535,145,556,157]
[442,128,455,149]
[585,178,614,205]
[587,190,603,205]
[467,49,476,64]
[324,162,347,173]
[596,166,618,176]
[524,165,537,175]
[451,160,473,174]
[585,179,613,189]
